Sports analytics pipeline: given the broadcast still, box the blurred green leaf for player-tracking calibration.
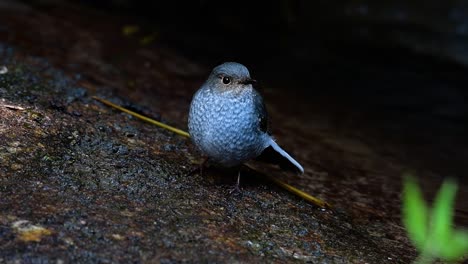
[431,180,457,245]
[403,175,468,263]
[439,230,468,261]
[402,175,428,251]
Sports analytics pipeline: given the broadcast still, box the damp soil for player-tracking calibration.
[0,2,467,263]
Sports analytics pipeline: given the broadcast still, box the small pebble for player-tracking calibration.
[0,65,8,74]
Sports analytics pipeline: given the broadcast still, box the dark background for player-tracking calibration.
[62,0,468,110]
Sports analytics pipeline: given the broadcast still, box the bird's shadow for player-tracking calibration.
[195,163,273,191]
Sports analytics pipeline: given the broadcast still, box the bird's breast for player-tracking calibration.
[188,89,266,166]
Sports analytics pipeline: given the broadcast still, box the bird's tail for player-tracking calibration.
[256,138,304,174]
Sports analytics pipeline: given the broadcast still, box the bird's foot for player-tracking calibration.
[228,184,241,194]
[228,171,242,194]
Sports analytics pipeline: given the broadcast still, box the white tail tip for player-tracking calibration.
[268,138,304,174]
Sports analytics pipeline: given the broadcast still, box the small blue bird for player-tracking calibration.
[188,62,304,188]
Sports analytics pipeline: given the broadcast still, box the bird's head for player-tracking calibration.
[206,62,256,93]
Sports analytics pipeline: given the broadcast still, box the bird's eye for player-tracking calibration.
[222,76,231,84]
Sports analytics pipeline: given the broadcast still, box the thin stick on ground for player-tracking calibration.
[1,104,25,111]
[93,96,189,137]
[92,96,331,208]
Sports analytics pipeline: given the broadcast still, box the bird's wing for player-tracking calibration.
[252,89,303,174]
[252,89,269,134]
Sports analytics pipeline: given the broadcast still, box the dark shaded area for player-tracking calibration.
[0,0,467,263]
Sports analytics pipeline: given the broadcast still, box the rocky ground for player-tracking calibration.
[0,1,467,263]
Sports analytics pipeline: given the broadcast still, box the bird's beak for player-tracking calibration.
[240,78,257,85]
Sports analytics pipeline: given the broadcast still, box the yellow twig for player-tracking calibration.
[2,104,25,111]
[92,96,331,208]
[92,96,189,137]
[267,173,331,208]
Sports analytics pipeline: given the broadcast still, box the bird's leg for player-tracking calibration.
[188,157,209,176]
[200,157,209,176]
[229,170,241,194]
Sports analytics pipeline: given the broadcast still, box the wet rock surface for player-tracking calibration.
[0,2,467,263]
